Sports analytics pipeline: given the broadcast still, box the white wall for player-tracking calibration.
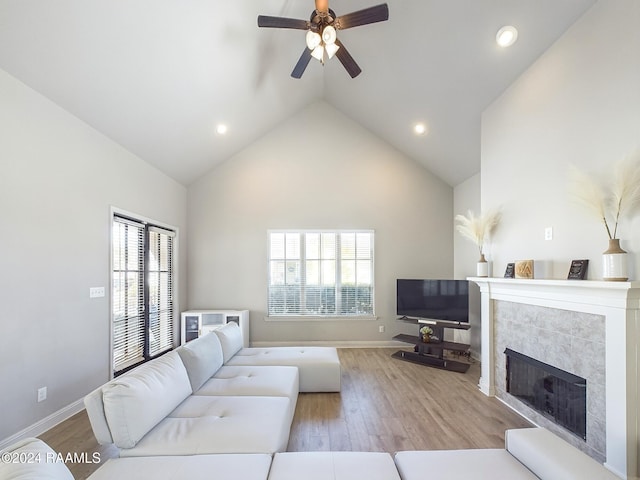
[481,0,640,280]
[453,173,481,355]
[453,173,482,278]
[188,101,454,344]
[0,69,187,443]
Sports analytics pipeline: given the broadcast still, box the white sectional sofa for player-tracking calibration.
[83,322,339,457]
[394,427,620,480]
[2,428,620,480]
[4,324,621,479]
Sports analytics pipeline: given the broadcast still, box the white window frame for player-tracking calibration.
[266,229,376,321]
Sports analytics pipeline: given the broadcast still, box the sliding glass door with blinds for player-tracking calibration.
[112,214,175,375]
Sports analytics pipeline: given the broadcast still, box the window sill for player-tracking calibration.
[264,315,378,322]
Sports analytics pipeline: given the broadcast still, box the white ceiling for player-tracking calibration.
[0,0,596,186]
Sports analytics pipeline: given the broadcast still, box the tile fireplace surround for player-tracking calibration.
[470,277,639,480]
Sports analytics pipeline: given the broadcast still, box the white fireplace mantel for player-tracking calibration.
[469,277,640,480]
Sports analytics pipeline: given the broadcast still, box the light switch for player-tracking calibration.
[90,287,105,298]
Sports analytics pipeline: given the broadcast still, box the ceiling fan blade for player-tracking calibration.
[334,39,362,78]
[257,15,309,30]
[335,4,389,30]
[291,48,313,79]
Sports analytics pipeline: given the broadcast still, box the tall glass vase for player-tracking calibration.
[602,238,628,281]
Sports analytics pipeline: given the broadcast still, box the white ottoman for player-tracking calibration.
[227,347,341,392]
[268,452,401,480]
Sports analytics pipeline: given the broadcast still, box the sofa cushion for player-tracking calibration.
[196,365,299,423]
[176,332,224,391]
[198,365,299,398]
[214,322,244,363]
[102,350,192,449]
[226,347,341,392]
[118,395,292,457]
[87,453,272,480]
[505,427,619,480]
[394,449,538,480]
[0,438,74,480]
[269,452,401,480]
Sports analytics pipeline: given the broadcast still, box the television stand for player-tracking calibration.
[392,321,471,373]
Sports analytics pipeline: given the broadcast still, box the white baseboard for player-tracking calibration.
[0,399,85,451]
[250,340,408,348]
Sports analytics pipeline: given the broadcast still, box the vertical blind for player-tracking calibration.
[268,230,374,316]
[112,215,175,374]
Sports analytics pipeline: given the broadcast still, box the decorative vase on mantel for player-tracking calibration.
[477,253,489,277]
[602,238,628,281]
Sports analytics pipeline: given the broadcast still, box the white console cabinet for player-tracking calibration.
[180,309,249,347]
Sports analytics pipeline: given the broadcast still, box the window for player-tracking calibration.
[112,214,175,375]
[268,230,374,317]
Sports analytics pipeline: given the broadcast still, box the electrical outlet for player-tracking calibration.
[378,325,385,333]
[89,287,105,298]
[37,387,47,403]
[544,227,553,241]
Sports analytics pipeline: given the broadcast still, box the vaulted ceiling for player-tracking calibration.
[0,0,596,186]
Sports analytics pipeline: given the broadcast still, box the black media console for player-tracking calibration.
[392,319,471,373]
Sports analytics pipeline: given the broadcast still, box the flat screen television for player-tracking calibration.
[396,279,469,323]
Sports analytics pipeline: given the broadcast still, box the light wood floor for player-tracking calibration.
[39,348,531,479]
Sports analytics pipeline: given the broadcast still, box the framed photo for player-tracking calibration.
[504,263,515,278]
[567,259,588,280]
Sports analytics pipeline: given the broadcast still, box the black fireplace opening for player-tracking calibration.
[505,348,586,440]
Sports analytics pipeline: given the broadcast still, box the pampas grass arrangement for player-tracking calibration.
[455,209,501,259]
[568,150,640,239]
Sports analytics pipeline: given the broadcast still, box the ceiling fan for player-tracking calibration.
[257,0,389,79]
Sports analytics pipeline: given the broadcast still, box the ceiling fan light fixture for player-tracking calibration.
[306,30,321,50]
[325,42,339,59]
[311,45,325,61]
[496,26,518,47]
[322,25,337,44]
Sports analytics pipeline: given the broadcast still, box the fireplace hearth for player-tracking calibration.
[505,348,586,439]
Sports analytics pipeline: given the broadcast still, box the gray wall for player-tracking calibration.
[481,0,640,280]
[187,101,454,344]
[0,68,187,442]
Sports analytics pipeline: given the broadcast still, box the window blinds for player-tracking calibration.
[112,215,175,374]
[268,231,374,316]
[148,226,175,357]
[112,217,145,372]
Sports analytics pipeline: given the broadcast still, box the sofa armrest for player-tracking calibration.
[0,438,74,480]
[505,428,619,480]
[84,386,114,445]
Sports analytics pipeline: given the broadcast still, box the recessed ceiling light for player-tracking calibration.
[215,124,228,135]
[496,26,518,47]
[413,123,428,136]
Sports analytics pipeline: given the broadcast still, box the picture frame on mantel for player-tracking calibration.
[504,263,515,278]
[567,259,589,280]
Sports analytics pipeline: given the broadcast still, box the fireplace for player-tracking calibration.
[471,277,640,480]
[505,348,586,439]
